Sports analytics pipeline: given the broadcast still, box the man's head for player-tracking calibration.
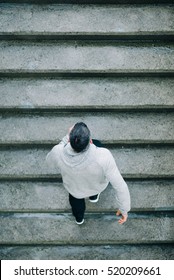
[69,122,91,153]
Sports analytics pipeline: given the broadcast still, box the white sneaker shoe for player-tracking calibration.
[89,193,100,203]
[75,218,84,225]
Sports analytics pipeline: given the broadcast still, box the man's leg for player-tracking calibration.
[69,194,86,224]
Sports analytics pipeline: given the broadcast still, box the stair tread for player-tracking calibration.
[0,244,174,260]
[0,213,173,244]
[0,113,174,144]
[1,78,174,109]
[1,4,173,36]
[1,41,174,72]
[0,147,173,178]
[0,181,173,211]
[1,1,173,5]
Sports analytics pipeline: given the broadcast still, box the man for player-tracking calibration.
[46,122,131,225]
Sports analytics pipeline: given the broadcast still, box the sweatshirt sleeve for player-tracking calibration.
[104,150,131,215]
[46,134,69,169]
[58,134,69,146]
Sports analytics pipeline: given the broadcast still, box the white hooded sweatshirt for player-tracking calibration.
[46,135,131,215]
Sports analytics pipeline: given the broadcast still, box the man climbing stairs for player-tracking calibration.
[0,0,174,259]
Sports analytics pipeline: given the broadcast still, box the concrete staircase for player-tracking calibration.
[0,0,174,259]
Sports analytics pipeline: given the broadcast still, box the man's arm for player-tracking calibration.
[58,134,69,146]
[104,150,131,224]
[46,134,69,168]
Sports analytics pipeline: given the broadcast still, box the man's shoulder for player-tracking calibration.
[50,144,62,154]
[95,146,111,154]
[93,145,112,160]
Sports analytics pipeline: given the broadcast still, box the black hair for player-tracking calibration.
[69,122,90,153]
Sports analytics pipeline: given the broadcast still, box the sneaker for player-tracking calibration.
[75,218,84,225]
[89,193,100,203]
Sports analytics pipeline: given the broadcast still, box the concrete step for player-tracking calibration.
[1,78,174,111]
[0,41,174,75]
[0,113,174,145]
[0,147,173,179]
[0,244,174,260]
[1,1,173,5]
[1,4,173,39]
[0,212,173,245]
[0,180,173,212]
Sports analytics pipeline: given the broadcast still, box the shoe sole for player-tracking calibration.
[76,219,84,225]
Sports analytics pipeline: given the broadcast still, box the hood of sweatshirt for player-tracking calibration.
[60,142,94,168]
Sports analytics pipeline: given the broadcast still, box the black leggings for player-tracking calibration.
[69,194,86,222]
[69,139,103,221]
[69,193,100,222]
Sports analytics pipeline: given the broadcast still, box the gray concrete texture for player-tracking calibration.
[0,4,173,34]
[0,181,173,212]
[0,78,174,109]
[0,0,172,4]
[0,147,174,178]
[0,244,174,260]
[0,213,173,244]
[0,113,174,144]
[1,41,174,72]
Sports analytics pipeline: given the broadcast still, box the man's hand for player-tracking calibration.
[116,210,128,224]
